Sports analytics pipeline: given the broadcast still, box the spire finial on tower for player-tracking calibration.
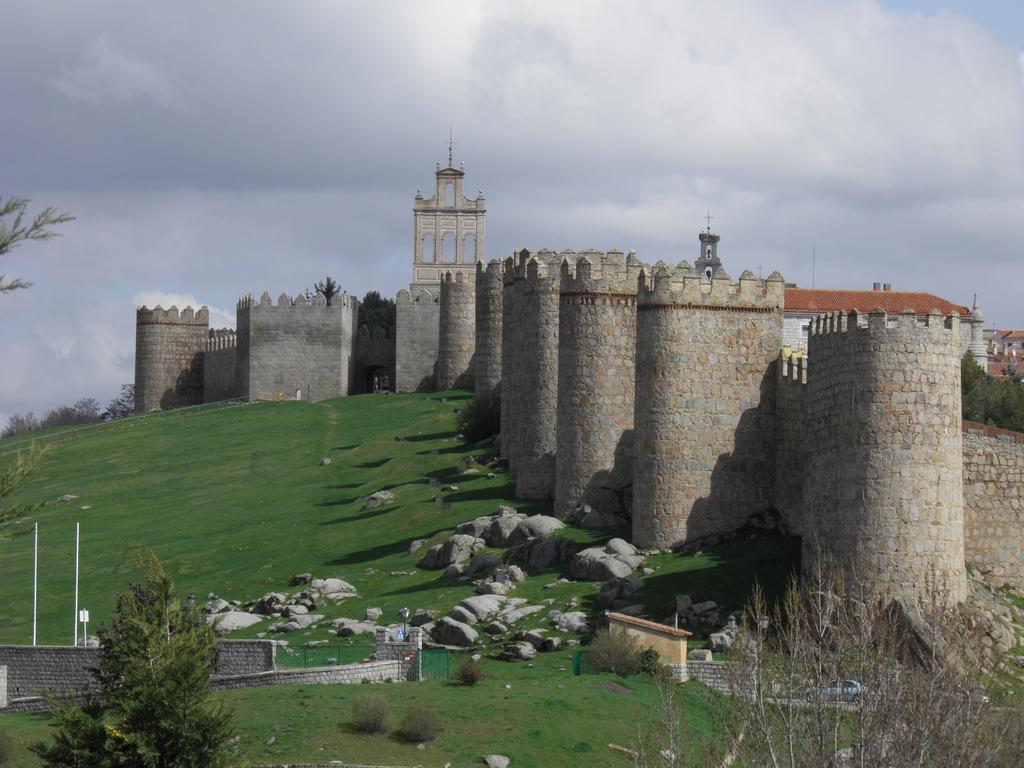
[704,210,714,233]
[448,126,455,167]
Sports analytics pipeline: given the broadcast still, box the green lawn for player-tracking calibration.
[0,390,804,766]
[0,652,731,768]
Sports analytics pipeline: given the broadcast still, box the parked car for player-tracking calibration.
[813,679,869,702]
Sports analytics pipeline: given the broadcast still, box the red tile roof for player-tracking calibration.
[784,288,969,317]
[1000,330,1024,341]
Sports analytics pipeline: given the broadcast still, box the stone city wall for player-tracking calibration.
[437,270,476,390]
[395,285,439,393]
[554,250,646,518]
[632,264,785,548]
[134,305,209,412]
[235,292,358,403]
[204,329,239,402]
[963,429,1024,588]
[800,309,966,606]
[775,351,809,536]
[499,251,527,470]
[474,259,503,394]
[511,250,563,499]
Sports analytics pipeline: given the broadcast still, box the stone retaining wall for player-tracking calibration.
[963,431,1024,587]
[686,659,733,692]
[209,660,403,691]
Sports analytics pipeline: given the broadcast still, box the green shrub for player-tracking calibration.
[351,696,390,734]
[637,647,662,676]
[588,628,641,676]
[397,706,441,743]
[456,659,483,686]
[456,387,500,443]
[0,729,12,765]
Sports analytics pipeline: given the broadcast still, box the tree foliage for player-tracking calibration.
[962,354,1024,432]
[0,445,49,539]
[358,290,396,335]
[3,397,104,438]
[33,551,236,768]
[103,384,135,421]
[456,387,501,443]
[0,197,74,293]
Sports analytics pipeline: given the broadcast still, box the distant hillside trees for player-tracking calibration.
[358,290,396,336]
[962,355,1024,432]
[2,397,104,438]
[103,384,135,420]
[33,551,236,767]
[0,196,73,293]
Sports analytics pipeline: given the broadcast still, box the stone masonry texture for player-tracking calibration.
[963,431,1024,587]
[437,270,476,390]
[203,330,239,402]
[474,259,504,394]
[134,305,208,412]
[500,252,525,469]
[510,250,563,499]
[235,292,358,402]
[795,310,967,605]
[395,285,440,393]
[555,251,646,518]
[632,264,785,548]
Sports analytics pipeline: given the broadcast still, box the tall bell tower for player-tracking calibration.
[411,138,487,286]
[695,212,722,279]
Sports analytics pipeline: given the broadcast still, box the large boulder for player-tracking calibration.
[364,490,395,508]
[604,538,636,556]
[569,547,635,581]
[458,594,507,622]
[456,515,495,538]
[418,534,484,570]
[483,508,527,547]
[499,604,545,624]
[431,617,479,647]
[595,575,645,608]
[552,610,590,633]
[466,553,501,576]
[499,641,536,661]
[309,578,357,602]
[507,535,578,570]
[207,611,262,635]
[253,592,288,615]
[507,515,565,546]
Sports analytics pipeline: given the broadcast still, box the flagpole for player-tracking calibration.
[73,522,80,647]
[33,522,38,646]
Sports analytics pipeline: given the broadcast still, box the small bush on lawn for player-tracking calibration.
[397,706,441,743]
[637,647,663,676]
[351,696,390,734]
[589,628,641,676]
[456,387,500,443]
[456,660,483,686]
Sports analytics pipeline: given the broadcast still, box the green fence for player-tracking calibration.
[276,644,376,669]
[571,649,592,676]
[419,649,451,681]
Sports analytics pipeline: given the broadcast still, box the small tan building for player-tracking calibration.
[607,611,692,682]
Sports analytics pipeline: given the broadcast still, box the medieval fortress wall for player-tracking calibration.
[474,260,503,395]
[963,430,1024,587]
[437,271,476,390]
[134,306,209,412]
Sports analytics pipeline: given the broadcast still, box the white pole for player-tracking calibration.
[32,522,38,646]
[73,522,80,647]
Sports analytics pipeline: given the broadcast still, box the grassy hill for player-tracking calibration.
[0,390,801,766]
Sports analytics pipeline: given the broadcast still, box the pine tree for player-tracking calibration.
[33,552,236,767]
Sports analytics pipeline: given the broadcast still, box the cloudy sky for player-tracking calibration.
[1,0,1022,425]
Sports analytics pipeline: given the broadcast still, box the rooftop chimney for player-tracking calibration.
[883,283,892,291]
[872,282,881,291]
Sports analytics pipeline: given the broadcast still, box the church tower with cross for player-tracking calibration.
[695,212,722,279]
[410,133,487,285]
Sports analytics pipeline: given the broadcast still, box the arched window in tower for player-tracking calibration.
[464,234,476,263]
[445,184,455,206]
[442,232,456,263]
[421,234,435,263]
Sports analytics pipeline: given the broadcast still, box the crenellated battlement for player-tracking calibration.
[477,258,504,284]
[637,263,785,310]
[559,249,647,298]
[441,270,472,288]
[137,305,209,325]
[809,307,960,338]
[206,329,237,351]
[778,347,808,385]
[396,285,438,305]
[237,291,356,311]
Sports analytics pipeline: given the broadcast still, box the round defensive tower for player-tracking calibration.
[474,259,504,394]
[554,250,646,519]
[437,270,476,391]
[804,308,966,605]
[513,250,563,499]
[134,305,210,413]
[632,263,786,549]
[499,254,522,468]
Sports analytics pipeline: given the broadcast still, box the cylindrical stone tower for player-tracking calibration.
[554,250,646,519]
[803,308,966,606]
[513,250,563,499]
[499,254,521,467]
[135,305,209,413]
[633,263,785,549]
[437,270,476,391]
[474,259,504,394]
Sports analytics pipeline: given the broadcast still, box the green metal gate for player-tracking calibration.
[571,649,592,676]
[419,649,451,681]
